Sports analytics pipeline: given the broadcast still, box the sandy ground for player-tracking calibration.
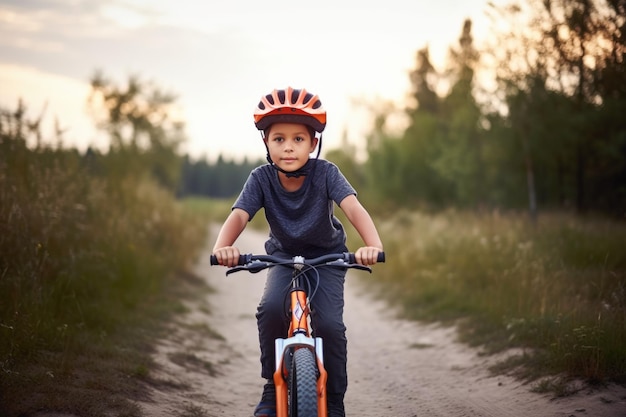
[135,226,626,417]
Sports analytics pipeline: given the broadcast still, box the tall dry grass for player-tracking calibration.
[355,209,626,387]
[0,136,209,415]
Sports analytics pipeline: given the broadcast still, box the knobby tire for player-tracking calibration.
[288,348,318,417]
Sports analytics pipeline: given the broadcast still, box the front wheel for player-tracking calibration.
[288,347,318,417]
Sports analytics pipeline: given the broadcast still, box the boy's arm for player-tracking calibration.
[212,208,250,267]
[339,194,383,265]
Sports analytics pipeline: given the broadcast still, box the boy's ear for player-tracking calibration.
[310,136,319,151]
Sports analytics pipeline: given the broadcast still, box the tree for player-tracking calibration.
[87,71,186,191]
[396,45,454,207]
[435,19,486,209]
[487,0,626,216]
[325,130,366,191]
[360,101,407,205]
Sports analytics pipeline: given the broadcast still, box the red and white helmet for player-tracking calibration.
[254,87,326,133]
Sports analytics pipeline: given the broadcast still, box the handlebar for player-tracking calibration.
[210,251,385,275]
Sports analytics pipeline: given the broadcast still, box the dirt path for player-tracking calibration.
[137,226,626,417]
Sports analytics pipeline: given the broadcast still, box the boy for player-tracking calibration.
[212,87,383,417]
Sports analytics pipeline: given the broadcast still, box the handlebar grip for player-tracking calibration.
[346,251,385,263]
[210,254,251,266]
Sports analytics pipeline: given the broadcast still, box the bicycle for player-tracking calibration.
[210,251,385,417]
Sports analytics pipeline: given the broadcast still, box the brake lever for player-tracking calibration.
[225,260,271,275]
[325,260,373,273]
[347,264,373,273]
[225,266,247,275]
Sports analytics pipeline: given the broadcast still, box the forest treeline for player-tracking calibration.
[179,154,263,198]
[4,0,626,219]
[339,0,625,218]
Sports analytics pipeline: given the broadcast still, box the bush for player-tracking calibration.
[0,121,208,413]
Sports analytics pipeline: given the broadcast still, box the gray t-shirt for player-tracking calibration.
[233,159,356,258]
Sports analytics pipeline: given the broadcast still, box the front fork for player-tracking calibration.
[274,264,327,416]
[273,335,328,417]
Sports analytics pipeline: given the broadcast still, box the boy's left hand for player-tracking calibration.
[355,246,383,266]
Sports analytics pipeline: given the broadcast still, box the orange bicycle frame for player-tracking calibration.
[273,270,327,417]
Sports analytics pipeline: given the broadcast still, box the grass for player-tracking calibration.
[0,266,211,417]
[0,135,213,416]
[183,195,269,231]
[349,208,626,390]
[182,196,233,221]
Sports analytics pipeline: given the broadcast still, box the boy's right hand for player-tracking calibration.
[212,246,241,267]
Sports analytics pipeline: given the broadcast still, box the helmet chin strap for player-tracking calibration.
[265,154,308,178]
[262,133,323,178]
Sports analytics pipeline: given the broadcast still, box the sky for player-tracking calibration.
[0,0,504,162]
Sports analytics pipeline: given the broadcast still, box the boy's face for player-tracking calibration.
[264,123,318,174]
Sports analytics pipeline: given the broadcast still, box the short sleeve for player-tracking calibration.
[232,169,264,221]
[326,162,356,205]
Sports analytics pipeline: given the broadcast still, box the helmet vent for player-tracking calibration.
[291,89,301,103]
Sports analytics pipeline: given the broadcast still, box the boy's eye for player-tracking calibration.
[273,136,284,142]
[295,136,305,142]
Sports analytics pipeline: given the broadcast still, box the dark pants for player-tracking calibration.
[256,258,348,397]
